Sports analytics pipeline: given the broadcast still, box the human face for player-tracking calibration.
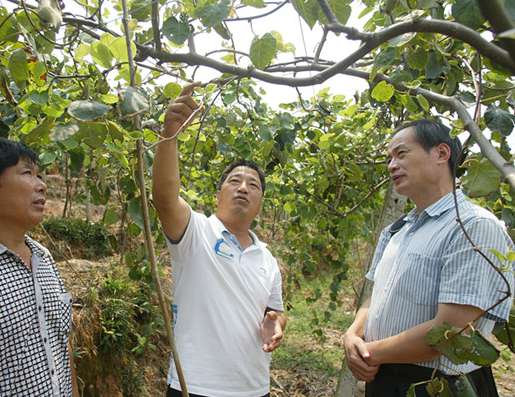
[216,166,263,223]
[387,127,445,201]
[0,159,47,230]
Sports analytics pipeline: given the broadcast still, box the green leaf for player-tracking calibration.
[425,51,445,80]
[493,307,515,352]
[484,106,515,136]
[163,82,182,99]
[68,100,111,121]
[319,133,334,150]
[292,0,320,29]
[8,49,28,89]
[100,93,119,104]
[407,47,428,70]
[110,37,136,62]
[242,0,265,8]
[452,0,485,30]
[119,87,149,117]
[75,43,90,61]
[0,9,19,42]
[465,330,500,365]
[100,33,116,47]
[406,384,416,397]
[329,0,351,25]
[389,32,416,47]
[35,30,56,54]
[416,94,430,112]
[91,40,113,68]
[258,125,273,141]
[374,47,397,69]
[128,198,144,229]
[195,0,231,28]
[106,120,125,141]
[271,31,295,53]
[462,157,501,197]
[25,117,55,145]
[162,15,192,44]
[39,151,57,166]
[103,208,119,226]
[213,23,231,40]
[130,0,151,21]
[371,81,394,102]
[250,33,277,69]
[77,121,109,148]
[425,323,475,365]
[426,377,453,397]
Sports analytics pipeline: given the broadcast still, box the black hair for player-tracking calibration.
[0,138,38,176]
[217,159,266,194]
[395,119,463,174]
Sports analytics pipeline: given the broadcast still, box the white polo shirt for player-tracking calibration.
[166,208,284,397]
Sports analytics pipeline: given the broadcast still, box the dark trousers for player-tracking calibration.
[167,387,269,397]
[365,364,499,397]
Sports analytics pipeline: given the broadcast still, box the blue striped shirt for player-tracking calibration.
[365,190,514,375]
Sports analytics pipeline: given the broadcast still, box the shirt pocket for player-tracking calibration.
[395,253,440,305]
[59,292,73,337]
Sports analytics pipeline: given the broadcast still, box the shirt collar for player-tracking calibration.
[209,214,266,249]
[0,235,48,258]
[404,189,466,222]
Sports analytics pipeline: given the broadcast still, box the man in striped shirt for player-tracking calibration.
[343,120,514,397]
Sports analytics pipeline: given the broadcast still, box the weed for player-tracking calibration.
[42,217,112,259]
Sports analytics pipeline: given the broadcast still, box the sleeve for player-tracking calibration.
[267,259,284,312]
[165,206,207,263]
[438,217,514,322]
[365,227,391,282]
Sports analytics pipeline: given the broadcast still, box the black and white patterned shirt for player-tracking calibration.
[0,236,72,396]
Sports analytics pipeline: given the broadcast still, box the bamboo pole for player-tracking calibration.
[120,1,189,395]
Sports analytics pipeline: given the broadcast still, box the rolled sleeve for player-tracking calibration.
[267,265,284,312]
[439,217,514,322]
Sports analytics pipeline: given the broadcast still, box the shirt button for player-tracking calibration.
[44,338,47,343]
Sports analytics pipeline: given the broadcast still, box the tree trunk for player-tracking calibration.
[334,183,407,397]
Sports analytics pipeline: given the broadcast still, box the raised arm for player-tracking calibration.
[152,85,199,241]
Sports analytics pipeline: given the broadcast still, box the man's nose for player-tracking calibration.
[237,181,249,192]
[36,178,47,193]
[387,158,399,173]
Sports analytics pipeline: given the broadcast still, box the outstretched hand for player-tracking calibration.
[163,83,201,139]
[261,311,284,353]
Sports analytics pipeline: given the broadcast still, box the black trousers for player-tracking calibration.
[167,387,269,397]
[365,364,499,397]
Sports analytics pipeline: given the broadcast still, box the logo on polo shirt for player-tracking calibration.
[214,238,234,259]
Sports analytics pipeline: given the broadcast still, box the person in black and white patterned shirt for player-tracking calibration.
[0,138,77,397]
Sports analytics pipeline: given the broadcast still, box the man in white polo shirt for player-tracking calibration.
[152,84,287,397]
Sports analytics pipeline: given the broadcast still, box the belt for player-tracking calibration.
[376,363,478,383]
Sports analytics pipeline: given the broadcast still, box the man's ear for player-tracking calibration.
[435,143,451,164]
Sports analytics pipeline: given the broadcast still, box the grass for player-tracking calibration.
[272,273,356,377]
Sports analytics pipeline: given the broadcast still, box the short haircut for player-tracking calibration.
[395,119,463,174]
[0,138,38,176]
[217,159,266,194]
